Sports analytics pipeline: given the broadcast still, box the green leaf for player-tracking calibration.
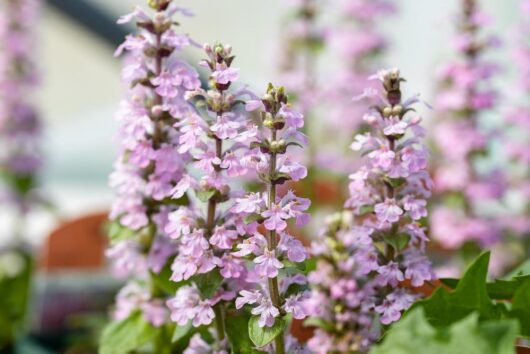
[382,176,407,189]
[411,252,499,327]
[225,314,259,354]
[99,311,158,354]
[510,279,530,337]
[248,316,286,348]
[440,275,530,300]
[371,308,519,354]
[196,189,216,203]
[171,322,192,343]
[107,221,136,244]
[383,233,410,252]
[192,269,223,299]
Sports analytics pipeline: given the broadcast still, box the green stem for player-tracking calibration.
[205,135,227,344]
[266,128,285,354]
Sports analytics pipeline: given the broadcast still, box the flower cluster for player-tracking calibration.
[164,43,258,351]
[233,84,311,353]
[307,69,434,353]
[0,0,43,215]
[107,0,200,331]
[430,0,504,269]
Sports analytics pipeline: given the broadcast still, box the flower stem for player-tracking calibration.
[266,128,285,354]
[206,135,227,343]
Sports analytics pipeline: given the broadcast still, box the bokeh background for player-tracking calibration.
[0,0,516,245]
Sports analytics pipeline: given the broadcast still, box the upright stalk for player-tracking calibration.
[265,128,285,354]
[205,133,227,342]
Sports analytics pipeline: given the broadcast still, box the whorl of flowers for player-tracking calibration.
[164,43,257,351]
[307,68,434,353]
[0,0,43,214]
[430,0,503,254]
[233,84,311,353]
[107,0,200,330]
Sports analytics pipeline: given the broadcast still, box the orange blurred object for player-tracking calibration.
[38,212,108,272]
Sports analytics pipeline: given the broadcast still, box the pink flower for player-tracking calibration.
[235,290,262,309]
[374,198,403,224]
[220,152,247,177]
[152,70,181,98]
[232,193,264,214]
[210,226,238,249]
[254,249,284,278]
[166,208,195,238]
[170,255,198,281]
[279,158,307,181]
[232,233,267,257]
[403,197,427,220]
[192,301,215,327]
[375,299,402,325]
[180,230,210,257]
[128,140,154,168]
[283,293,308,320]
[251,297,280,327]
[261,203,290,231]
[211,63,239,84]
[210,112,241,139]
[278,233,307,262]
[368,144,395,169]
[403,251,433,287]
[376,261,404,287]
[279,104,304,129]
[220,255,245,279]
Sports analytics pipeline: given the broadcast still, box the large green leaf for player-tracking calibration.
[99,311,158,354]
[411,252,499,327]
[370,308,519,354]
[248,316,286,348]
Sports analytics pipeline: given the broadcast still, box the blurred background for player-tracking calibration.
[26,0,516,245]
[0,0,522,353]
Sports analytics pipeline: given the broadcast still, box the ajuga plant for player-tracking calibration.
[103,1,201,353]
[164,43,258,352]
[430,0,504,274]
[316,0,396,176]
[501,0,530,265]
[0,0,43,222]
[306,68,434,353]
[233,84,311,353]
